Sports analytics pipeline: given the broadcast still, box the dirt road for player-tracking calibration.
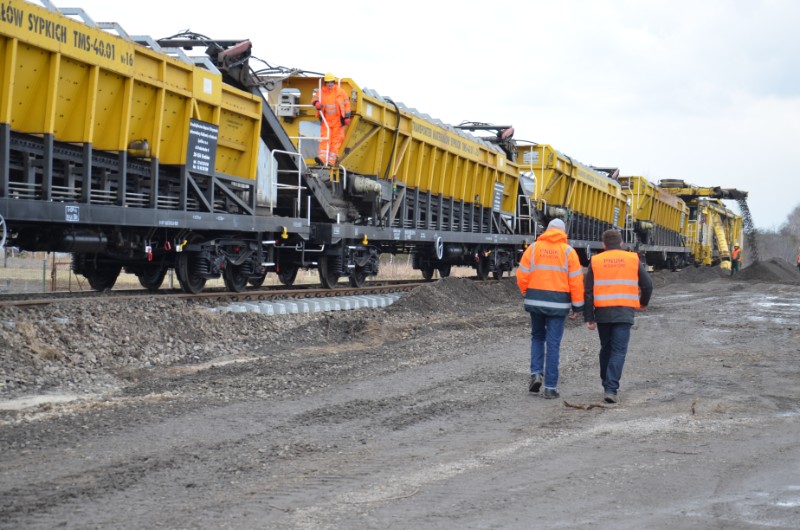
[1,262,799,529]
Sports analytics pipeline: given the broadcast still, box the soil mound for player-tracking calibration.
[389,277,519,315]
[735,257,800,284]
[649,264,730,287]
[649,257,800,287]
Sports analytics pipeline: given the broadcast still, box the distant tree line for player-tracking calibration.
[749,204,800,266]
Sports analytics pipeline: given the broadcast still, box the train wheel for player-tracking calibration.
[318,255,341,289]
[278,265,299,286]
[176,252,207,294]
[476,254,490,281]
[437,264,451,278]
[223,263,248,293]
[249,272,267,287]
[137,263,167,291]
[349,266,367,288]
[421,265,435,281]
[86,264,122,292]
[492,269,503,280]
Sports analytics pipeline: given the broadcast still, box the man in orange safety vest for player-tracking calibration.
[584,229,652,404]
[311,72,351,166]
[516,218,584,399]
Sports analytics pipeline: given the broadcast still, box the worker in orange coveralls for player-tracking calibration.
[730,244,742,276]
[311,72,351,166]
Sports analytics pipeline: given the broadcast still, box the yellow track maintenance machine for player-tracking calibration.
[659,180,749,268]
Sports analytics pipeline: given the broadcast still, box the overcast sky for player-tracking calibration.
[52,0,799,230]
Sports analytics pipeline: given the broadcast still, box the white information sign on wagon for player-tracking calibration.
[187,119,219,176]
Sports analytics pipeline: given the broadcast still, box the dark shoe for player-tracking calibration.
[543,388,560,399]
[604,392,618,404]
[529,373,543,393]
[314,156,324,165]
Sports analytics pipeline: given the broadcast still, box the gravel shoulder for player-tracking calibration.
[1,261,799,529]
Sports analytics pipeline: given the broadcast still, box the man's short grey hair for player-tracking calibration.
[602,229,622,246]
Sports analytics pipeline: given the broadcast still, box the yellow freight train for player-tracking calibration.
[0,0,748,293]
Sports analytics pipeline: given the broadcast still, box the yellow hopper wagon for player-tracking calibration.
[514,144,628,264]
[274,75,526,281]
[615,175,692,269]
[0,1,296,293]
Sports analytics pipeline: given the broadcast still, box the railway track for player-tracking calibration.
[0,280,428,308]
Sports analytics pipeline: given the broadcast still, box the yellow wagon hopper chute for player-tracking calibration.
[276,75,520,219]
[0,0,261,200]
[516,144,627,237]
[618,176,689,247]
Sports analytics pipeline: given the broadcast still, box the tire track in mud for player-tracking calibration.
[281,412,774,530]
[0,303,522,527]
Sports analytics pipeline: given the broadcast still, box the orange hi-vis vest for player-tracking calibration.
[590,249,640,308]
[732,247,741,261]
[516,228,584,316]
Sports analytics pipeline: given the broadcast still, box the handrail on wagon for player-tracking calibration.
[271,149,306,219]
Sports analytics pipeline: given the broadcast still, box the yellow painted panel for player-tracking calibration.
[8,42,50,132]
[216,106,259,180]
[54,57,90,141]
[92,70,127,151]
[0,38,13,124]
[158,91,189,164]
[128,80,159,152]
[1,0,133,74]
[193,70,221,106]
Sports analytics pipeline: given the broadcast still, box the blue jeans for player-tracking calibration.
[529,312,566,389]
[597,322,632,394]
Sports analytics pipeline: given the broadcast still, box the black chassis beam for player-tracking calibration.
[309,223,531,247]
[0,198,309,237]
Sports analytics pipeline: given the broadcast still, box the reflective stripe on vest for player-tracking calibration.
[524,288,573,311]
[591,249,640,308]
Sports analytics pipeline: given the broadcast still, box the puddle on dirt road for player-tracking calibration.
[0,393,98,411]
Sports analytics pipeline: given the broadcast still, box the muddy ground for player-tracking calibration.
[1,259,799,529]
